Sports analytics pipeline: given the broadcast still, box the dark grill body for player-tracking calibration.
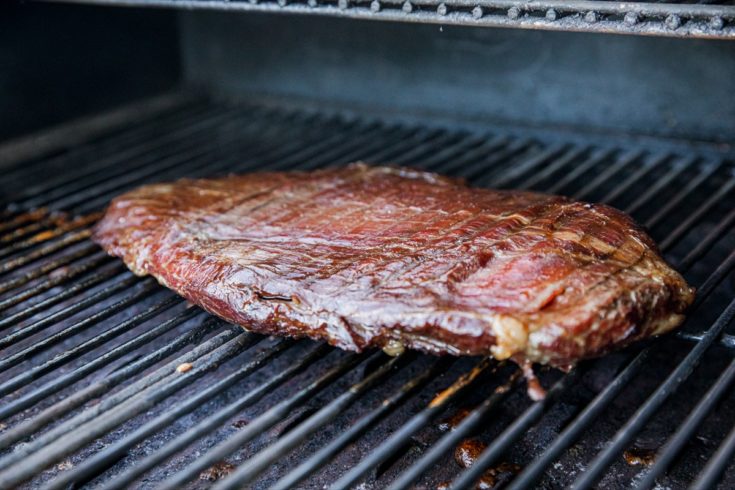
[1,2,734,489]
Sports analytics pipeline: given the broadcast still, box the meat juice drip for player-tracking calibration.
[455,439,487,468]
[521,361,546,401]
[623,447,656,466]
[448,439,520,489]
[199,461,235,481]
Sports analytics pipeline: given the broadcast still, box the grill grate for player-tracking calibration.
[0,94,734,489]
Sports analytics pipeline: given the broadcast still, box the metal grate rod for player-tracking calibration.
[101,343,333,490]
[506,350,650,490]
[0,230,93,277]
[659,173,735,250]
[385,369,521,490]
[212,353,413,490]
[0,270,134,344]
[14,106,241,210]
[516,145,588,191]
[545,148,625,195]
[0,285,172,393]
[273,358,455,490]
[0,253,110,312]
[571,296,735,489]
[450,368,584,490]
[0,242,99,295]
[644,160,722,229]
[330,358,495,490]
[691,414,735,490]
[158,351,369,490]
[0,308,205,424]
[0,266,126,331]
[429,135,510,176]
[1,100,209,205]
[481,143,565,188]
[47,338,297,490]
[0,331,257,488]
[0,317,224,451]
[624,155,695,216]
[635,356,735,489]
[0,212,100,260]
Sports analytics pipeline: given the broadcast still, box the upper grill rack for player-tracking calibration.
[0,94,734,489]
[40,0,735,39]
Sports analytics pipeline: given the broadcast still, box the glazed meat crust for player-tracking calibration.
[93,163,694,367]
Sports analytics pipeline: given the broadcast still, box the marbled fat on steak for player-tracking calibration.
[94,163,694,367]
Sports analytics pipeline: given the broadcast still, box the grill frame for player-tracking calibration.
[0,94,734,489]
[39,0,735,39]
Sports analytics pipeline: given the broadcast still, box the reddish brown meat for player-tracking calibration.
[93,163,694,367]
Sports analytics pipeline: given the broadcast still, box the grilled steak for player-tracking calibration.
[94,163,694,367]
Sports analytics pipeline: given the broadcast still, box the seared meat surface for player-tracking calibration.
[94,164,694,366]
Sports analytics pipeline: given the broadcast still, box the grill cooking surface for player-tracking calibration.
[0,94,734,489]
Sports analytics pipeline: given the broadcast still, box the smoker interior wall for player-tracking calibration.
[0,3,180,141]
[181,12,735,143]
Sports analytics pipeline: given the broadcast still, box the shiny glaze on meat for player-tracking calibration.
[93,163,694,366]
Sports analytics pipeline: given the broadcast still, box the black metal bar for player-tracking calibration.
[0,265,126,332]
[0,252,110,312]
[0,212,101,259]
[0,308,204,423]
[483,143,566,188]
[16,106,242,209]
[450,369,583,490]
[678,207,735,271]
[214,354,412,489]
[644,160,721,229]
[515,145,587,190]
[387,369,522,490]
[461,138,536,184]
[624,156,694,216]
[0,288,176,397]
[0,332,257,489]
[0,270,133,342]
[50,105,306,214]
[658,175,735,250]
[329,358,495,490]
[4,101,212,204]
[375,129,457,166]
[570,297,735,490]
[101,343,332,490]
[409,133,485,170]
[635,356,735,490]
[0,280,161,378]
[47,338,296,490]
[72,112,370,214]
[691,419,735,490]
[0,230,93,277]
[0,317,226,452]
[572,151,662,200]
[0,209,50,236]
[430,135,510,175]
[599,153,669,205]
[158,350,369,490]
[545,148,624,195]
[0,242,98,294]
[273,358,453,490]
[507,351,649,490]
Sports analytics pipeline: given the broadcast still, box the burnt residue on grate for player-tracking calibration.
[0,95,734,489]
